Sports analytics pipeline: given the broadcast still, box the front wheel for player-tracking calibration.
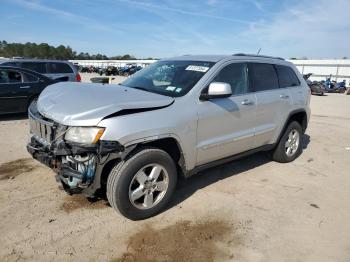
[272,121,303,163]
[106,148,177,220]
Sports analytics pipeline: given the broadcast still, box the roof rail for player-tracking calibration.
[233,53,285,60]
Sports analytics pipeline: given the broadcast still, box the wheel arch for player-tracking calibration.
[278,109,308,142]
[128,136,187,177]
[99,136,187,192]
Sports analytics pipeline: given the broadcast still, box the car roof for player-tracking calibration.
[0,59,72,64]
[164,54,292,66]
[164,55,229,62]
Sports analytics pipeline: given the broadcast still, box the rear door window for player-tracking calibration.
[21,62,47,74]
[49,62,73,73]
[213,63,248,95]
[22,72,38,83]
[248,63,279,92]
[275,65,300,88]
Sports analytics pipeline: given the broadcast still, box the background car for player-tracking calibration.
[0,66,55,114]
[0,59,81,82]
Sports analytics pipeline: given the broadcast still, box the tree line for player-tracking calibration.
[0,41,141,60]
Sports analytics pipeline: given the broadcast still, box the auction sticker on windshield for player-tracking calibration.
[166,86,176,91]
[185,65,209,72]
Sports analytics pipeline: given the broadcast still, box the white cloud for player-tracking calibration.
[207,0,218,6]
[246,0,264,11]
[242,0,350,58]
[115,0,252,25]
[11,0,124,35]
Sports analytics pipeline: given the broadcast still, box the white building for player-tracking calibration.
[289,59,350,83]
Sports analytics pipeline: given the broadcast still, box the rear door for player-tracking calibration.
[196,62,257,165]
[275,64,306,107]
[0,68,40,113]
[248,63,292,148]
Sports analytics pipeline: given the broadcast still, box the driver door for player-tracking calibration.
[196,63,257,165]
[0,68,39,113]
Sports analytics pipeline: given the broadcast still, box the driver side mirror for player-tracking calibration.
[200,82,232,100]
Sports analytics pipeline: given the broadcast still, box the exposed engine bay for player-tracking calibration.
[26,101,127,196]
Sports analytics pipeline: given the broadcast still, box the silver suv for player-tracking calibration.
[27,54,311,220]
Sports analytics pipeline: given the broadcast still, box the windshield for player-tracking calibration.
[121,60,215,97]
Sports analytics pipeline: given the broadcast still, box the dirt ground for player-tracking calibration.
[0,75,349,261]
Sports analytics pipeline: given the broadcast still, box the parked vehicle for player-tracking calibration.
[303,73,325,95]
[0,59,81,82]
[27,54,310,220]
[323,78,346,93]
[335,80,346,93]
[120,64,142,76]
[104,66,120,76]
[0,66,55,114]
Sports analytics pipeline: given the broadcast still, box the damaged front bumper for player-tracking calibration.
[27,102,125,197]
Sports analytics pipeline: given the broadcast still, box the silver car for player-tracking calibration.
[27,54,311,220]
[0,59,81,82]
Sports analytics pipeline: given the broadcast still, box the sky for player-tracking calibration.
[1,0,349,59]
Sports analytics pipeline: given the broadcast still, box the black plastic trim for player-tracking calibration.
[186,144,275,177]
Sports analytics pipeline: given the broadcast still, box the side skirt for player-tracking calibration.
[185,144,275,177]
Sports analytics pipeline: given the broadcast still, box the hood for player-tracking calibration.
[37,82,174,126]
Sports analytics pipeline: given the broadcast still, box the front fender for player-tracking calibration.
[98,103,198,171]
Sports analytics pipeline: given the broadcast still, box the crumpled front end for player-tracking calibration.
[27,101,124,196]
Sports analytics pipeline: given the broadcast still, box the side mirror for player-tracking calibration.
[200,82,232,100]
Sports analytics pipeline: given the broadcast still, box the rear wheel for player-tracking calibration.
[272,121,303,163]
[106,147,177,220]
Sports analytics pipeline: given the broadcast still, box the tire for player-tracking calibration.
[106,147,177,220]
[272,121,303,163]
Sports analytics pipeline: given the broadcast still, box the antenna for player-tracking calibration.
[257,48,261,55]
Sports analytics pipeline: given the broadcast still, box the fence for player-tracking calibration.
[69,59,157,68]
[289,59,350,83]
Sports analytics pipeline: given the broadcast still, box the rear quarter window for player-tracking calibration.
[275,65,300,88]
[49,62,73,73]
[21,62,47,74]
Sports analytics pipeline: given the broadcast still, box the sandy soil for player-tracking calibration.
[0,75,349,261]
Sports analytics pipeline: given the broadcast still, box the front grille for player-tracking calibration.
[28,101,56,146]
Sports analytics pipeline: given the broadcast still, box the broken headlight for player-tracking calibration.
[65,127,105,144]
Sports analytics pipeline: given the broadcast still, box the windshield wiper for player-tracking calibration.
[128,86,172,97]
[130,86,150,92]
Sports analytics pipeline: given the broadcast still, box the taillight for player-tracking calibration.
[76,73,81,82]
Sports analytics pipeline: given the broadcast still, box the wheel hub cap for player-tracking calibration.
[128,164,169,210]
[285,129,300,157]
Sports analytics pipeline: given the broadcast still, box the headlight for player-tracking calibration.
[65,127,105,144]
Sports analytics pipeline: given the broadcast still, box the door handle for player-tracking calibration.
[20,85,31,89]
[280,94,289,99]
[241,99,254,105]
